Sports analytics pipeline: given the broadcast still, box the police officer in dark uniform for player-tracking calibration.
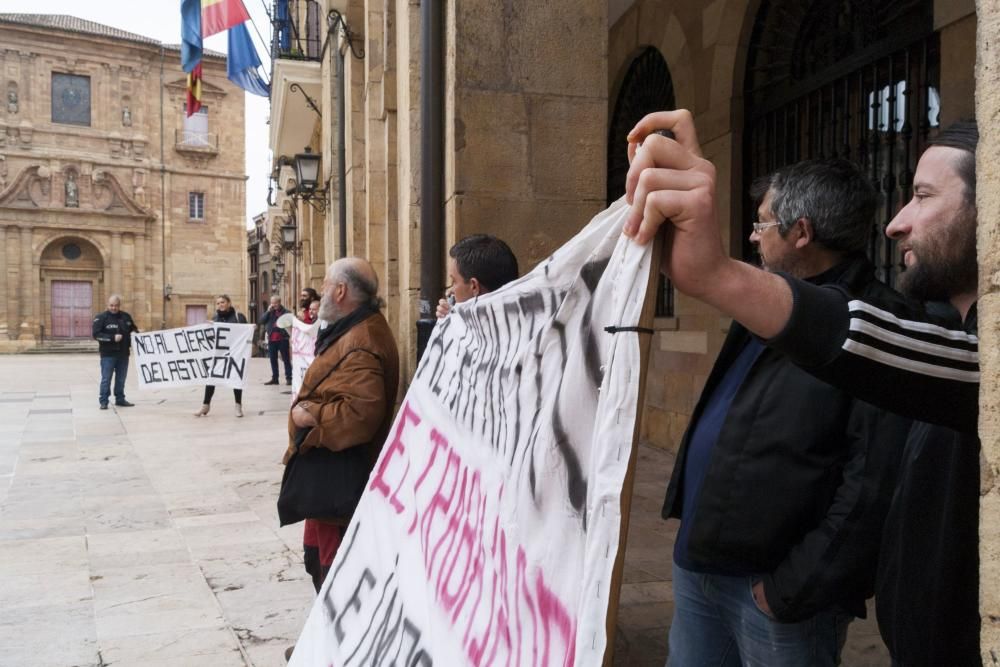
[92,294,139,410]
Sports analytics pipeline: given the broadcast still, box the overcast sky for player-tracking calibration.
[3,0,273,229]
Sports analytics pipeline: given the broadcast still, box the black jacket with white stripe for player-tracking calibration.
[768,276,980,667]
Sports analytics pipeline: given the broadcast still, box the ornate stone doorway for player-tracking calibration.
[40,237,104,339]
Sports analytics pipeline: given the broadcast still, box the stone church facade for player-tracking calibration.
[0,14,247,352]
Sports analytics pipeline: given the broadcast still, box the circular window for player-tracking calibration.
[61,243,82,260]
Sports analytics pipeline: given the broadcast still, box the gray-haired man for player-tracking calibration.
[663,159,910,666]
[626,112,982,667]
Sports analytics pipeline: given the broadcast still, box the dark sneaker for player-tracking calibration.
[99,403,109,410]
[285,378,292,385]
[264,379,279,385]
[115,400,135,407]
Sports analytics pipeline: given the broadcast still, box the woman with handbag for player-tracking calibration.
[194,295,248,418]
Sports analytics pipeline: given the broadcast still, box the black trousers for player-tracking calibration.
[203,385,243,405]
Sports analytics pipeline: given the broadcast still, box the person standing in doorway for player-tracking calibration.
[195,295,248,418]
[259,295,292,385]
[92,294,138,410]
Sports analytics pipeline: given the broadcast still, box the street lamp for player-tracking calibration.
[294,147,322,194]
[281,222,298,248]
[270,147,328,212]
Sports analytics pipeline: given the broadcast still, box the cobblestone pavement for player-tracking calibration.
[0,354,889,666]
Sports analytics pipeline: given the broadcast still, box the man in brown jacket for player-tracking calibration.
[285,257,400,593]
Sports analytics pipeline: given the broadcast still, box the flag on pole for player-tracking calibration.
[227,22,271,97]
[186,63,204,116]
[201,0,251,38]
[180,0,202,72]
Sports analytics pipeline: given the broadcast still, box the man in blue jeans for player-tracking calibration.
[259,295,292,385]
[92,294,139,410]
[660,160,911,665]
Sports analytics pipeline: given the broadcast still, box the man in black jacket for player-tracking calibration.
[259,295,292,385]
[664,159,911,666]
[92,294,139,410]
[624,113,981,666]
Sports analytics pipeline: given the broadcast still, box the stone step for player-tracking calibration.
[26,340,99,354]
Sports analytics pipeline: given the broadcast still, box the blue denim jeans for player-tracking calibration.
[667,562,850,667]
[268,338,291,382]
[99,355,129,405]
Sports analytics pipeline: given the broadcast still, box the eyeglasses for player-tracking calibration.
[751,220,782,234]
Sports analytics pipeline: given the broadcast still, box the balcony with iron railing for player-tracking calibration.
[269,0,324,162]
[271,0,322,64]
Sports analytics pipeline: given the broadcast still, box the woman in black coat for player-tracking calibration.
[194,294,247,417]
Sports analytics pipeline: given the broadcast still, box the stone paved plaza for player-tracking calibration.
[0,354,889,666]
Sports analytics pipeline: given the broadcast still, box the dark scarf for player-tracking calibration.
[315,304,378,356]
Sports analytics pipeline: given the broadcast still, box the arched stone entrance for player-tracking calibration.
[39,236,104,339]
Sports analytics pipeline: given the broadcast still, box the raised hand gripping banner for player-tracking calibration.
[132,322,253,390]
[290,199,655,666]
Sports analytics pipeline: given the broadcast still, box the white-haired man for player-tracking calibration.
[282,257,400,597]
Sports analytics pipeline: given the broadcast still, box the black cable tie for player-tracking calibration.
[604,325,654,335]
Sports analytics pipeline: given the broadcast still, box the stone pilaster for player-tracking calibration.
[110,231,122,297]
[133,232,146,328]
[976,0,1000,655]
[19,225,33,340]
[0,225,7,338]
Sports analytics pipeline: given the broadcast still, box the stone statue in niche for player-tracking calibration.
[7,88,17,114]
[64,172,79,207]
[121,105,132,127]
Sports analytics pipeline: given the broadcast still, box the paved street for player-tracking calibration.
[0,354,889,666]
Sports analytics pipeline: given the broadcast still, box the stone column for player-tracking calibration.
[133,233,146,329]
[0,225,10,336]
[110,231,122,298]
[19,224,33,340]
[977,0,1000,654]
[0,226,7,338]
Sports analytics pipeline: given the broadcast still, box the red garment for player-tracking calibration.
[303,519,343,566]
[303,518,318,547]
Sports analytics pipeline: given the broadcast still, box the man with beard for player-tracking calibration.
[284,257,400,597]
[623,113,980,665]
[663,159,910,666]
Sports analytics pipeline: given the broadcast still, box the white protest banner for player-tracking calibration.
[289,199,655,667]
[132,322,254,390]
[288,316,319,398]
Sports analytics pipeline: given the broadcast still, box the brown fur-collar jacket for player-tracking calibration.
[283,311,399,465]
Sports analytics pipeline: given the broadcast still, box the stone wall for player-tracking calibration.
[323,0,607,387]
[976,0,1000,655]
[446,0,607,274]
